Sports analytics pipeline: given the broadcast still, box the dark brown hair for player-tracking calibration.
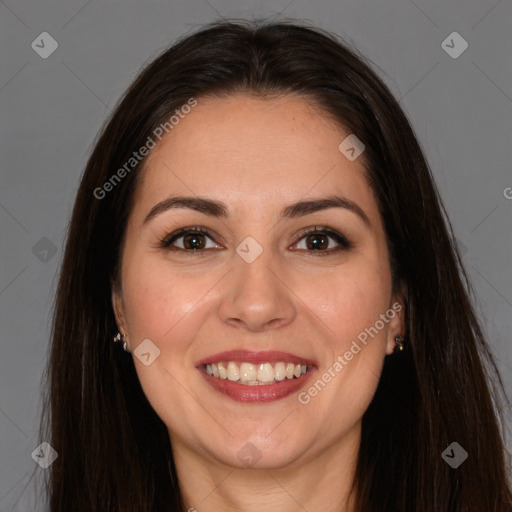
[37,19,511,511]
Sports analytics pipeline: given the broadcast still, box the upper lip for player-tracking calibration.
[196,350,317,367]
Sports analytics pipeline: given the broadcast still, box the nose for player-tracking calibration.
[217,246,297,333]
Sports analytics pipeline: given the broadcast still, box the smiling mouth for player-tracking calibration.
[204,361,309,385]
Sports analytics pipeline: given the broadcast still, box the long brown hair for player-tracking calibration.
[37,19,512,511]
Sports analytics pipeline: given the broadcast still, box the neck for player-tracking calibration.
[171,423,360,512]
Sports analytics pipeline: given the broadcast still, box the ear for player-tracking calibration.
[385,286,407,356]
[111,283,128,335]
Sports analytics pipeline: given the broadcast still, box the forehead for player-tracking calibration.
[133,93,377,223]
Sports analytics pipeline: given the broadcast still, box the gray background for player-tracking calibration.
[1,0,511,509]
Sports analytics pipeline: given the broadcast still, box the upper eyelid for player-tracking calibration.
[161,226,220,246]
[292,227,352,250]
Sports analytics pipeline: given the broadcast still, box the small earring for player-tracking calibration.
[113,332,129,352]
[394,334,405,353]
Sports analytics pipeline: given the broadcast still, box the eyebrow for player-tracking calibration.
[143,195,371,227]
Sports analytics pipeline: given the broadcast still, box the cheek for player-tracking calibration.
[121,252,211,342]
[294,263,392,421]
[119,254,215,425]
[300,261,392,351]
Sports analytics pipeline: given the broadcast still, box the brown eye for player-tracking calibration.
[182,233,207,250]
[160,227,222,252]
[305,233,329,250]
[292,227,352,255]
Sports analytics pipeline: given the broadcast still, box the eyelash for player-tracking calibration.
[159,225,353,256]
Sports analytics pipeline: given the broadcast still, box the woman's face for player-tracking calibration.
[113,93,404,470]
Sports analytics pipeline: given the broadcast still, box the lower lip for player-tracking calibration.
[198,366,316,403]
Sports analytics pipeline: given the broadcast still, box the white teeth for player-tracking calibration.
[217,362,228,379]
[257,363,275,382]
[274,362,286,381]
[240,363,257,382]
[227,362,240,381]
[205,361,308,384]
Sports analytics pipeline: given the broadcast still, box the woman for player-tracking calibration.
[38,20,511,511]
